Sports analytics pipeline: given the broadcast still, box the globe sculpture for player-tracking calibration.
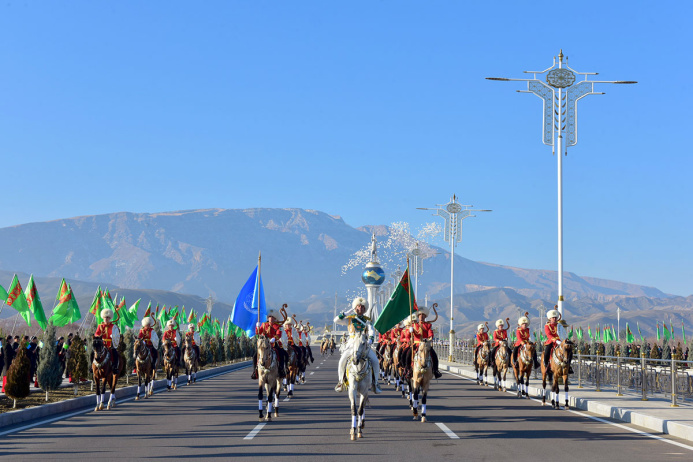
[362,262,385,286]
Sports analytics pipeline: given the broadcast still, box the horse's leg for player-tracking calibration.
[266,385,274,421]
[94,376,101,411]
[421,389,428,422]
[412,387,419,418]
[258,385,264,421]
[350,393,358,441]
[564,373,570,410]
[552,372,559,409]
[274,381,280,417]
[357,394,366,438]
[541,367,547,405]
[136,373,141,400]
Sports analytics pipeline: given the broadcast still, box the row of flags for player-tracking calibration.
[0,275,250,340]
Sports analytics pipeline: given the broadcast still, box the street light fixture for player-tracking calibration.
[487,50,636,321]
[418,195,491,360]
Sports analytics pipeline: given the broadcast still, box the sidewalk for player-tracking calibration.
[440,360,693,443]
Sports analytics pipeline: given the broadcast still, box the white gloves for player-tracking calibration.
[409,327,414,333]
[556,340,561,345]
[256,322,261,328]
[270,338,275,344]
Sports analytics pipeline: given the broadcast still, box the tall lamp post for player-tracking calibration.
[487,50,635,322]
[418,195,491,360]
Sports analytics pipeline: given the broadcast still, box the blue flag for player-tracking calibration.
[231,266,266,338]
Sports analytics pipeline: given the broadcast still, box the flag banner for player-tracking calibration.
[588,325,592,341]
[683,322,686,344]
[128,299,141,323]
[25,275,48,330]
[143,301,152,319]
[231,266,266,338]
[374,268,417,334]
[577,327,583,341]
[56,278,68,302]
[637,322,644,341]
[657,323,661,341]
[0,283,7,302]
[7,275,31,326]
[49,287,80,327]
[89,286,103,325]
[670,321,675,341]
[626,323,635,344]
[663,323,671,341]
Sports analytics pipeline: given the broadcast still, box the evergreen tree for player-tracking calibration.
[37,323,63,401]
[67,335,89,394]
[84,321,97,381]
[123,328,136,384]
[199,332,210,368]
[5,340,31,408]
[213,333,223,364]
[662,344,672,361]
[225,333,236,361]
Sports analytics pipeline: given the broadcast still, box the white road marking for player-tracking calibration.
[436,422,459,439]
[442,370,693,452]
[316,367,320,369]
[309,372,314,375]
[243,423,266,440]
[283,396,291,402]
[0,364,251,437]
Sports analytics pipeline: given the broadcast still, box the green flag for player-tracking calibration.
[25,275,48,330]
[69,286,81,323]
[657,323,661,341]
[128,299,141,324]
[55,278,69,301]
[373,268,417,334]
[670,321,675,341]
[6,275,31,326]
[637,322,644,341]
[587,325,592,340]
[663,323,671,341]
[49,286,79,327]
[89,286,103,325]
[682,321,686,344]
[577,327,583,341]
[568,326,574,340]
[0,283,7,302]
[626,323,634,343]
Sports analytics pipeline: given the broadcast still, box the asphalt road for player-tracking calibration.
[3,352,693,461]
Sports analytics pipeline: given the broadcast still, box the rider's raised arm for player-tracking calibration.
[334,312,348,325]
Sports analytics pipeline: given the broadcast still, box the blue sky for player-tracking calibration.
[0,1,691,296]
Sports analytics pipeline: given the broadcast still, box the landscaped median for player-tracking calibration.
[0,359,251,428]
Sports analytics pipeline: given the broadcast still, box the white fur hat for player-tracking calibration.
[188,323,195,330]
[403,316,412,326]
[142,317,154,327]
[547,310,559,319]
[267,308,280,319]
[352,297,368,310]
[495,319,505,328]
[477,323,485,331]
[518,316,530,326]
[416,306,429,317]
[101,308,114,320]
[166,319,175,329]
[284,317,294,326]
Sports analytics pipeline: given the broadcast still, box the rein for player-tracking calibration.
[93,342,110,371]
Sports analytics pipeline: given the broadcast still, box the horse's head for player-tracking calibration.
[351,333,369,365]
[92,336,104,352]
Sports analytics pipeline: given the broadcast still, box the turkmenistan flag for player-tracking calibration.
[670,321,675,341]
[128,299,141,325]
[7,275,31,326]
[89,286,103,325]
[637,322,644,341]
[626,323,635,343]
[587,325,592,340]
[683,322,686,344]
[25,275,48,330]
[0,283,8,302]
[663,323,671,341]
[50,286,80,327]
[568,326,574,340]
[577,327,583,340]
[55,278,68,302]
[143,301,152,319]
[188,308,197,325]
[374,268,417,334]
[657,323,661,341]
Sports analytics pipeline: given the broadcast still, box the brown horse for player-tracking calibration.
[285,345,299,396]
[475,341,491,386]
[162,340,180,391]
[411,339,433,422]
[492,340,511,392]
[92,337,124,411]
[183,336,199,386]
[257,335,281,421]
[512,342,536,399]
[541,341,573,409]
[134,338,154,400]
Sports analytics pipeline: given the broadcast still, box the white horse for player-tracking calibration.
[346,332,371,441]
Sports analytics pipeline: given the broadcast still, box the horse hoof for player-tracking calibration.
[274,411,278,417]
[421,416,427,423]
[358,431,363,439]
[135,396,139,401]
[98,404,104,411]
[94,407,99,412]
[265,415,272,422]
[350,434,356,441]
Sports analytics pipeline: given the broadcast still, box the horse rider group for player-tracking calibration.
[91,308,202,372]
[472,307,573,372]
[250,308,314,381]
[378,306,442,380]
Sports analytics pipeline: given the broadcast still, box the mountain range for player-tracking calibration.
[0,208,689,338]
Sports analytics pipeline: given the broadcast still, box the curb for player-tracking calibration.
[0,360,251,428]
[440,363,693,443]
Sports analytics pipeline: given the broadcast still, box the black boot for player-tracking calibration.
[251,368,258,380]
[432,349,442,378]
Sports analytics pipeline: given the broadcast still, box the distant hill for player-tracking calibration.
[0,208,687,339]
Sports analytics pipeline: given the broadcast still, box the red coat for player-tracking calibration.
[379,332,389,344]
[138,326,154,346]
[493,329,508,347]
[412,322,433,344]
[185,331,196,346]
[544,322,560,345]
[256,321,283,347]
[285,326,296,345]
[163,329,178,347]
[400,329,411,347]
[514,327,530,347]
[391,327,402,343]
[95,323,116,348]
[476,331,489,346]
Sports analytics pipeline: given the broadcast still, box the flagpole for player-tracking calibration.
[0,300,5,317]
[407,257,412,323]
[10,312,20,336]
[257,252,262,327]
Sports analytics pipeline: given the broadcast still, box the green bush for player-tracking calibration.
[38,324,64,400]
